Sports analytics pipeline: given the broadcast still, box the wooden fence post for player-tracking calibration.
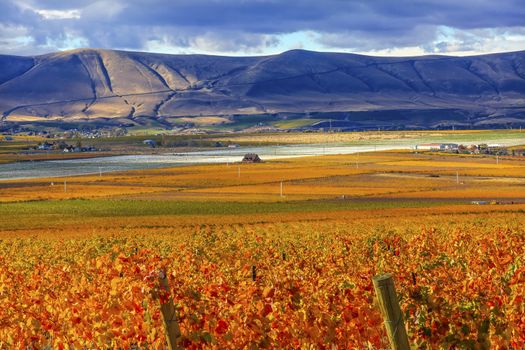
[372,274,410,350]
[157,270,182,350]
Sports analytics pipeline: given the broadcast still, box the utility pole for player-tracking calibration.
[280,181,283,197]
[99,167,102,177]
[456,171,459,184]
[64,180,67,193]
[496,155,499,165]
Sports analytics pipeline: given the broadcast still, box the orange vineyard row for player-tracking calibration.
[1,219,524,349]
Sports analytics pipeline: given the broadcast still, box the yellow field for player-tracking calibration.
[2,150,524,203]
[178,116,232,125]
[1,149,525,348]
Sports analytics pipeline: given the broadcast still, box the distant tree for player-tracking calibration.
[478,144,488,154]
[458,144,468,154]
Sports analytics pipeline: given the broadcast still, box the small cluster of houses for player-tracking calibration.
[2,126,128,140]
[1,129,50,137]
[35,141,98,153]
[60,127,128,139]
[416,143,523,156]
[62,145,98,153]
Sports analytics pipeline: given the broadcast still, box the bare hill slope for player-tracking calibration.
[1,48,524,128]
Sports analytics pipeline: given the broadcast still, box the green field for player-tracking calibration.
[0,198,456,219]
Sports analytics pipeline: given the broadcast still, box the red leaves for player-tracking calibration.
[70,316,82,325]
[2,223,525,348]
[260,303,273,317]
[215,319,229,335]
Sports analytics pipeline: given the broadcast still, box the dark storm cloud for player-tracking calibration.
[20,0,525,30]
[2,0,525,55]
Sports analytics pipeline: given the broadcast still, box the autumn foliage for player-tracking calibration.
[1,149,525,348]
[1,219,524,349]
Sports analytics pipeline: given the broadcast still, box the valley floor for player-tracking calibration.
[1,148,525,348]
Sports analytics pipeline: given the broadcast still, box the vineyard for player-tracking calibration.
[1,150,525,348]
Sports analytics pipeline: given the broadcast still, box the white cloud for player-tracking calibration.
[1,0,524,56]
[422,27,525,56]
[35,9,81,20]
[142,31,281,56]
[316,25,525,57]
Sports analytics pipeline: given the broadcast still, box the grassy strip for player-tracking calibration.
[0,198,459,218]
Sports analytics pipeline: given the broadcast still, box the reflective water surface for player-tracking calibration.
[1,136,523,181]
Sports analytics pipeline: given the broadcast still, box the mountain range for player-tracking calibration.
[1,48,525,130]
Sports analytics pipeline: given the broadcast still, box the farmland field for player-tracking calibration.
[211,129,525,145]
[1,145,525,348]
[3,131,525,182]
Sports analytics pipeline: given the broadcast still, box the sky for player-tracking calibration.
[1,0,525,57]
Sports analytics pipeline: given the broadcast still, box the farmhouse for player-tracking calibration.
[37,142,53,150]
[416,143,458,151]
[416,143,442,151]
[242,153,262,163]
[441,143,458,151]
[143,139,156,148]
